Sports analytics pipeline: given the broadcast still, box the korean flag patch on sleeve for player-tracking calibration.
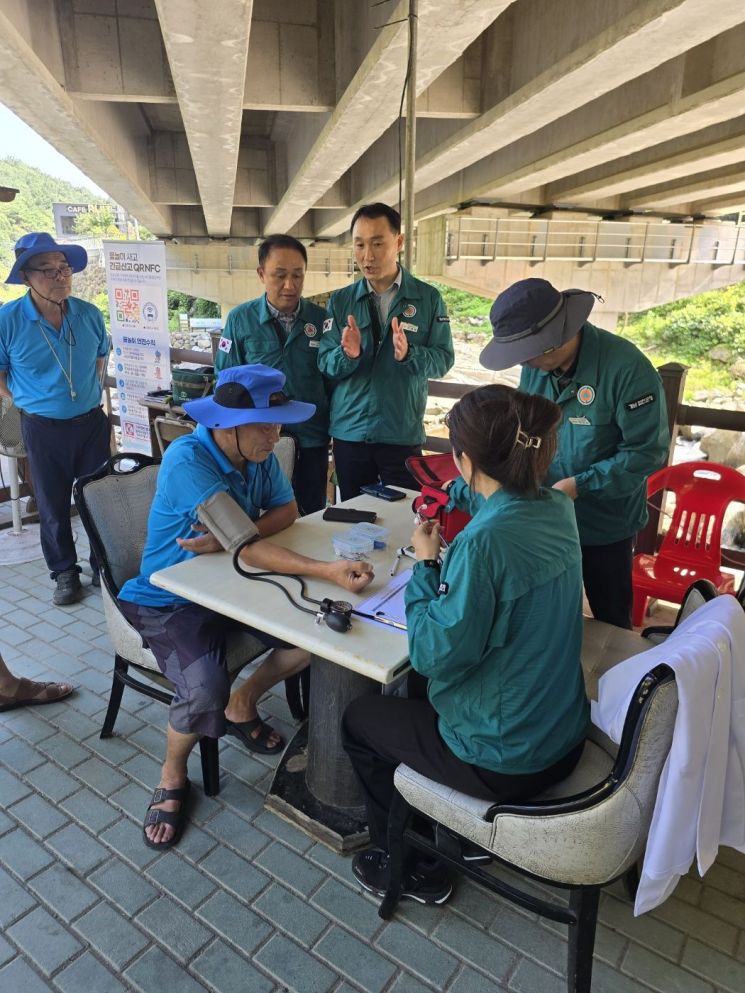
[218,336,232,354]
[322,318,333,333]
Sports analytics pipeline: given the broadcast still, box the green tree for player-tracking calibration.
[72,205,123,239]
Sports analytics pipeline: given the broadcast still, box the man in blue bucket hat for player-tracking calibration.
[0,232,111,605]
[119,364,374,849]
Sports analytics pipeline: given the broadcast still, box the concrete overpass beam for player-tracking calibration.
[0,2,172,235]
[265,0,510,236]
[154,0,253,238]
[243,1,335,112]
[552,124,745,204]
[317,0,745,238]
[626,164,745,209]
[58,0,176,103]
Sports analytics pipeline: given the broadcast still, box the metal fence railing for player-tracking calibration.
[444,216,745,267]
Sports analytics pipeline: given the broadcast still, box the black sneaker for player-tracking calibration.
[352,848,452,905]
[53,568,83,606]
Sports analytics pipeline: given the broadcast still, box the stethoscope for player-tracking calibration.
[231,540,407,633]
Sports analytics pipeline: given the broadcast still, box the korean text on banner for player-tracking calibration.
[103,240,171,455]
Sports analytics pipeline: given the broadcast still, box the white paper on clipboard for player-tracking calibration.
[356,567,412,632]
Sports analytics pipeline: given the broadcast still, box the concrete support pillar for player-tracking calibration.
[593,310,620,331]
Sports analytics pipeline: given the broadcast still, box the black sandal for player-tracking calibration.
[225,716,284,755]
[142,780,190,850]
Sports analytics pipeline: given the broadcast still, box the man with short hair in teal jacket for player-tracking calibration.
[318,203,454,499]
[480,277,670,629]
[215,234,330,513]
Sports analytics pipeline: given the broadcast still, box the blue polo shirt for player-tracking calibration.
[0,293,109,418]
[119,424,295,607]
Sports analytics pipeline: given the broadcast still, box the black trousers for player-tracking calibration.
[332,439,421,501]
[20,407,111,578]
[581,536,634,630]
[295,444,329,516]
[342,674,585,849]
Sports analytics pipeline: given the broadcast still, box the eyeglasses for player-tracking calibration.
[24,265,73,280]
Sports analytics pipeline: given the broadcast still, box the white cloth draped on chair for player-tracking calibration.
[591,594,745,915]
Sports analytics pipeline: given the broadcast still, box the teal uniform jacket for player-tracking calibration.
[317,268,455,445]
[215,296,330,448]
[405,482,589,774]
[520,323,670,546]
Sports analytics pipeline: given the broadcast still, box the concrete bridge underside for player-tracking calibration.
[2,1,745,310]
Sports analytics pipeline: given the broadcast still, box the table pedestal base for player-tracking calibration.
[266,653,379,852]
[266,723,369,852]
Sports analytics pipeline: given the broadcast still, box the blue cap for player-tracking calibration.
[5,232,88,284]
[184,364,316,429]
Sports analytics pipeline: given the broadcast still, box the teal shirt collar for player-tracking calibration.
[562,323,601,388]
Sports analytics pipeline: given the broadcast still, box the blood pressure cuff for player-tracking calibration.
[196,490,259,553]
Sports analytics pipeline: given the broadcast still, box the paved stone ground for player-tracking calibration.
[2,523,745,993]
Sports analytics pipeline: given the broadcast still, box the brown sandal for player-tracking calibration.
[0,677,75,712]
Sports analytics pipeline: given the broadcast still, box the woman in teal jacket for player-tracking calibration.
[343,384,589,905]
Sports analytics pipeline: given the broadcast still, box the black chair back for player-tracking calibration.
[74,453,160,596]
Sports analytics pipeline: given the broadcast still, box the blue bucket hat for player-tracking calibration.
[480,278,597,371]
[184,364,315,429]
[5,232,88,285]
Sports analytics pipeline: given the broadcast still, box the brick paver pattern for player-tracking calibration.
[1,522,745,993]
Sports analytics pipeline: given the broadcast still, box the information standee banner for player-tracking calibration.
[103,240,171,454]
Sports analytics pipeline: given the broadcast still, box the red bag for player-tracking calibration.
[406,453,471,544]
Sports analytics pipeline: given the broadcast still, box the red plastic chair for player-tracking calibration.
[632,461,745,626]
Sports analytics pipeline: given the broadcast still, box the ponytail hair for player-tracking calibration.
[446,385,561,497]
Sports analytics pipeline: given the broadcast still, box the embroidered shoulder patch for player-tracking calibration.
[437,581,449,596]
[436,315,450,323]
[218,337,232,353]
[625,393,656,412]
[322,318,333,333]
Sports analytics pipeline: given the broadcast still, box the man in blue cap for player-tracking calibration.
[480,278,669,629]
[0,232,111,605]
[118,363,374,849]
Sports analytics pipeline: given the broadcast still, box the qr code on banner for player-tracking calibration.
[115,287,140,324]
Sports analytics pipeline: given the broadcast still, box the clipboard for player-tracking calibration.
[355,568,412,632]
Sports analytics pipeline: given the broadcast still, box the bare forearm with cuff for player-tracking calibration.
[196,491,260,553]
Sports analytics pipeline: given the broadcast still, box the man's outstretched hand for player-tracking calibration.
[341,314,362,358]
[391,317,409,361]
[326,559,374,593]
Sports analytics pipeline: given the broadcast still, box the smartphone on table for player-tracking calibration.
[360,482,407,502]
